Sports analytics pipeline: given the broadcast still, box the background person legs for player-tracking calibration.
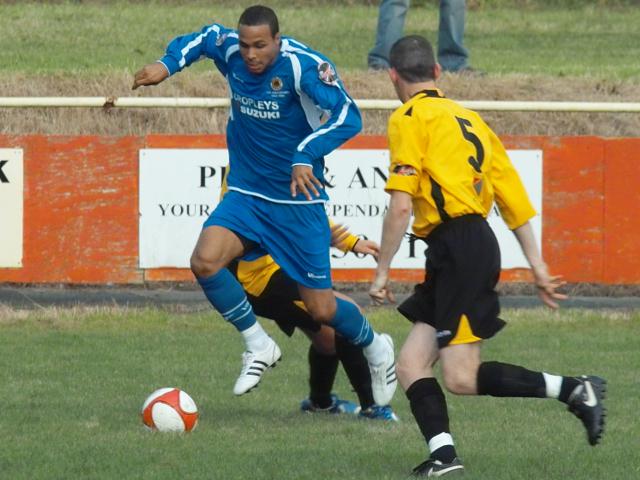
[368,0,410,70]
[438,0,469,72]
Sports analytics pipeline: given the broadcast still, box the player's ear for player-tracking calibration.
[274,32,281,43]
[433,63,442,81]
[388,67,398,83]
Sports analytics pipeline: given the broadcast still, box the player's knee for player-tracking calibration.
[442,368,477,395]
[307,302,337,324]
[190,251,222,278]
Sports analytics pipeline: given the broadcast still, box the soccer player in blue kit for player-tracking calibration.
[132,5,397,406]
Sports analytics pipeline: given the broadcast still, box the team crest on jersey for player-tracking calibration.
[318,62,337,85]
[393,165,417,176]
[270,76,283,91]
[215,33,228,46]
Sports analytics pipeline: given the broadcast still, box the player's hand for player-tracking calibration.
[369,273,395,306]
[291,165,323,200]
[533,266,568,309]
[354,239,380,259]
[132,63,169,90]
[330,223,351,249]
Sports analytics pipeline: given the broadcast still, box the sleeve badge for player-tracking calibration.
[393,165,418,176]
[215,33,228,47]
[318,62,337,85]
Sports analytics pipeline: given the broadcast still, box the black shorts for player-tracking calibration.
[398,215,506,349]
[246,269,321,337]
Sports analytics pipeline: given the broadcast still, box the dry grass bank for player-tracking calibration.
[1,71,639,137]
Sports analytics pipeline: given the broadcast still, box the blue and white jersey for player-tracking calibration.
[159,23,362,204]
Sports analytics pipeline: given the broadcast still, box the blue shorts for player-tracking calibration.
[204,190,332,289]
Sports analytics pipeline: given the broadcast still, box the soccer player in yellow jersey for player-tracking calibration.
[230,224,397,420]
[369,35,606,477]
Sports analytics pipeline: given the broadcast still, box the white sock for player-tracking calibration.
[429,432,455,454]
[240,322,271,352]
[543,372,563,399]
[363,332,386,365]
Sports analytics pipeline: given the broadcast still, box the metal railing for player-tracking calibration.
[1,97,640,112]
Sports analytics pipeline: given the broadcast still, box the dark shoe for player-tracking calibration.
[300,393,360,415]
[411,457,464,477]
[567,375,607,446]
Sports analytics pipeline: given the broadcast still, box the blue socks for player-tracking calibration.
[197,269,257,332]
[329,297,374,347]
[198,271,374,351]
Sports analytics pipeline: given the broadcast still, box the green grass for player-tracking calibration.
[0,306,637,479]
[1,1,639,78]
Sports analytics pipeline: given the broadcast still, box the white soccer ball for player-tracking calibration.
[141,388,199,432]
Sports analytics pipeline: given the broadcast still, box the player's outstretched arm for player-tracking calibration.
[330,223,380,258]
[132,62,170,90]
[513,221,568,309]
[369,190,412,305]
[353,239,380,258]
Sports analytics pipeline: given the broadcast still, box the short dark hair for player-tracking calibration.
[389,35,436,82]
[238,5,279,37]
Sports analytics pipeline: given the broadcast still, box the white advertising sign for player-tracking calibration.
[139,149,228,268]
[139,148,542,270]
[0,149,24,268]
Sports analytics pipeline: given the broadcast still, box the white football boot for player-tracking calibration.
[233,338,282,395]
[365,333,397,406]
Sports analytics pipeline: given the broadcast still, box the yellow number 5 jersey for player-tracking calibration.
[385,89,536,238]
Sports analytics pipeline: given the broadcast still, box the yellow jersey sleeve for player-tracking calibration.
[487,129,536,229]
[385,110,425,196]
[328,219,360,252]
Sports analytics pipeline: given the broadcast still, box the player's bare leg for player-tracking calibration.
[192,226,281,395]
[298,286,397,406]
[191,225,245,278]
[439,342,481,395]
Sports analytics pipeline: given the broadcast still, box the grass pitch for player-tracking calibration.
[0,305,637,479]
[1,1,639,77]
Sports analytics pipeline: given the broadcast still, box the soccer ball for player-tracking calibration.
[141,388,199,432]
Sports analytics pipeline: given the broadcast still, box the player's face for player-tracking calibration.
[238,24,281,75]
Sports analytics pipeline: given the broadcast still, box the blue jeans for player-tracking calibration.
[368,0,409,69]
[438,0,469,71]
[368,0,469,72]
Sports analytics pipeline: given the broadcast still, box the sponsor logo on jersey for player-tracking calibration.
[307,272,327,280]
[393,164,417,176]
[270,76,283,91]
[318,62,337,85]
[232,92,281,120]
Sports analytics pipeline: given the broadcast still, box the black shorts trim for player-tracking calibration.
[398,215,506,348]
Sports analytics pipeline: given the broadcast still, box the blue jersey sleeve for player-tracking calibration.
[158,23,237,77]
[291,57,362,167]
